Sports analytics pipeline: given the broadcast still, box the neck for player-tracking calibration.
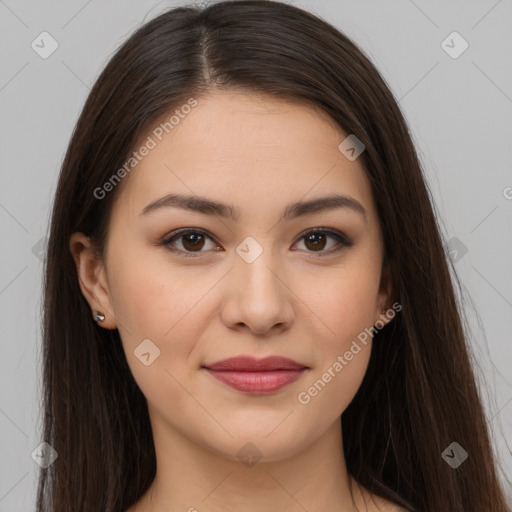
[130,416,370,512]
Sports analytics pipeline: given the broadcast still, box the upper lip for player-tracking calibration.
[203,356,308,371]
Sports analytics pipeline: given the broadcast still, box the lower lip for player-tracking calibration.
[204,369,306,393]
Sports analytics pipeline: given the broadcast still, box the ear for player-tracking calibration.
[69,232,117,330]
[374,257,395,327]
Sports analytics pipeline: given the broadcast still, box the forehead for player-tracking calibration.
[112,90,375,221]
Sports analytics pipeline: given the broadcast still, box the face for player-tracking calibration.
[72,90,391,463]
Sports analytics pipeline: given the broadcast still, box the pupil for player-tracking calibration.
[184,233,204,251]
[306,233,325,251]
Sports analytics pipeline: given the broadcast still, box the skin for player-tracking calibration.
[70,90,404,512]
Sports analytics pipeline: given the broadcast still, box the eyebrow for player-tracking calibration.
[139,193,366,222]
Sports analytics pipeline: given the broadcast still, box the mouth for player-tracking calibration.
[202,356,309,394]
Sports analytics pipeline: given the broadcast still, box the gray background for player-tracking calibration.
[1,0,511,509]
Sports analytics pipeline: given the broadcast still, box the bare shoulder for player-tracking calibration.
[368,492,409,512]
[350,475,408,512]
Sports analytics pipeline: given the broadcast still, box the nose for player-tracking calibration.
[220,246,295,336]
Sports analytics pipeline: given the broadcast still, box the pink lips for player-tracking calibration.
[203,356,308,394]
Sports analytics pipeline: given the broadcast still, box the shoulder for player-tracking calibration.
[353,478,410,512]
[370,493,409,512]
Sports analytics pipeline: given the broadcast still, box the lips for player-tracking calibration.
[204,356,307,371]
[203,356,308,394]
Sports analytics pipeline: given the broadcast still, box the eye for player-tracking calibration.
[293,228,353,256]
[161,228,220,257]
[161,227,353,258]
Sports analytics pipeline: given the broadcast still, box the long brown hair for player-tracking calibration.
[37,1,511,510]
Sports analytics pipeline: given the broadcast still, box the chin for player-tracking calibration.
[198,422,316,465]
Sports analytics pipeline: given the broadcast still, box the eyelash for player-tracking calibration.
[160,227,354,258]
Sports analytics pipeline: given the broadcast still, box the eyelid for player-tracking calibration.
[160,227,353,258]
[160,227,219,258]
[293,227,354,257]
[161,227,218,247]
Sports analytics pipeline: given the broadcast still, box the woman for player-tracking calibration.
[37,1,511,511]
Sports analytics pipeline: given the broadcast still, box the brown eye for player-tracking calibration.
[303,232,328,251]
[162,227,353,258]
[294,229,353,256]
[162,229,219,257]
[181,232,206,252]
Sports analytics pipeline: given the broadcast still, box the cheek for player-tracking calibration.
[296,266,379,418]
[108,232,381,421]
[295,343,371,437]
[303,260,381,344]
[295,257,380,411]
[107,244,215,393]
[108,240,198,340]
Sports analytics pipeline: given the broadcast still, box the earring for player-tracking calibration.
[94,311,105,323]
